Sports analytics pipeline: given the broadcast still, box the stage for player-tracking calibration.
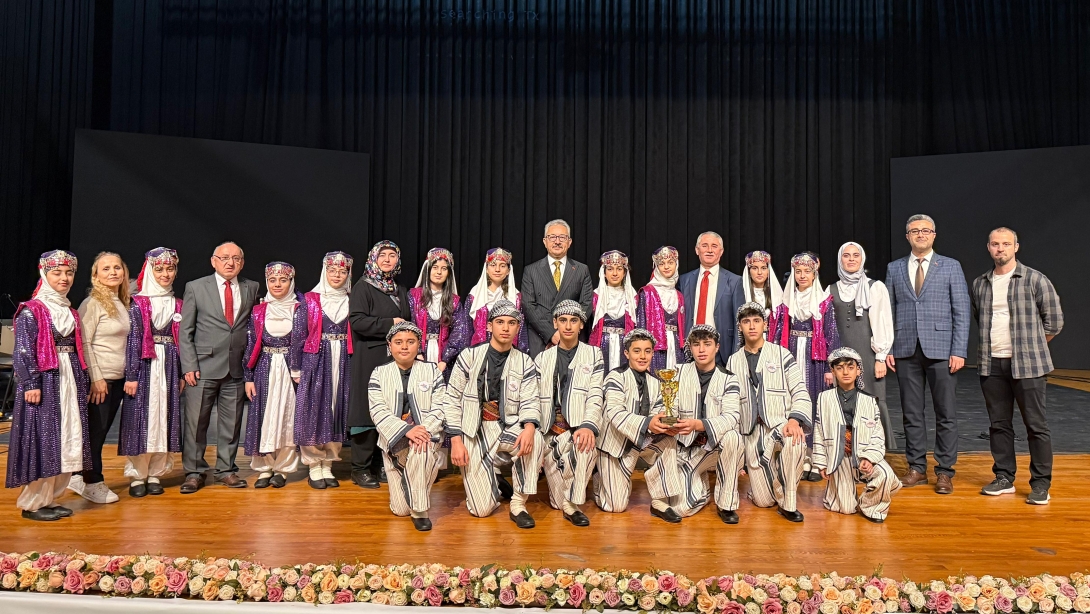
[0,445,1086,580]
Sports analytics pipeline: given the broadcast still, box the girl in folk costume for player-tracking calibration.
[770,252,842,480]
[120,248,184,498]
[636,246,686,373]
[408,247,471,380]
[6,250,92,521]
[243,262,306,489]
[742,251,784,324]
[465,248,529,353]
[588,250,637,372]
[295,252,354,489]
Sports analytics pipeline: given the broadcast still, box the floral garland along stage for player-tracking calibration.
[1,552,1088,613]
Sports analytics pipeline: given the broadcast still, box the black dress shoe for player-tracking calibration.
[862,513,884,524]
[412,517,433,532]
[804,471,823,482]
[496,475,514,500]
[651,506,682,523]
[351,471,379,489]
[717,508,739,524]
[563,510,590,527]
[324,478,340,488]
[376,466,388,484]
[48,505,73,517]
[269,474,287,488]
[129,483,148,498]
[254,477,272,489]
[777,507,804,523]
[22,508,62,521]
[509,511,536,529]
[146,482,164,495]
[308,477,327,490]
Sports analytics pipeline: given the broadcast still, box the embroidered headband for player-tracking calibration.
[324,251,354,270]
[386,321,424,343]
[488,299,523,323]
[485,248,513,265]
[746,251,772,266]
[426,247,454,268]
[623,327,655,347]
[264,261,295,279]
[552,299,587,322]
[790,252,820,271]
[828,347,863,366]
[736,301,768,321]
[651,246,679,267]
[686,324,721,344]
[599,250,629,268]
[39,250,78,272]
[145,247,179,267]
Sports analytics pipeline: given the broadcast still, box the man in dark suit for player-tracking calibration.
[885,214,970,495]
[521,219,594,357]
[178,241,260,493]
[679,231,745,365]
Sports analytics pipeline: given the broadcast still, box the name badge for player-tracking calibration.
[172,313,183,323]
[418,381,430,392]
[508,381,519,392]
[766,364,778,373]
[580,364,593,375]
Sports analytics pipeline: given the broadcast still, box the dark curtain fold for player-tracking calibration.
[1,0,1088,298]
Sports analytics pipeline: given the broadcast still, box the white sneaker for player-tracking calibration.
[67,474,85,495]
[81,481,120,504]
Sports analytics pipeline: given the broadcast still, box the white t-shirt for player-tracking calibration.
[989,269,1015,358]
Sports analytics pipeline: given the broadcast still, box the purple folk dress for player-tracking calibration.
[244,299,307,457]
[636,287,687,373]
[408,288,472,381]
[118,297,183,457]
[294,296,352,447]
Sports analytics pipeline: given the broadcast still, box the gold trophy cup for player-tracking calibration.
[657,368,679,426]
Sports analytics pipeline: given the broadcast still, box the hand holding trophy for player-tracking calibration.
[656,368,679,426]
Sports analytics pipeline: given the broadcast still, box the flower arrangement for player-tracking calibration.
[1,551,1087,612]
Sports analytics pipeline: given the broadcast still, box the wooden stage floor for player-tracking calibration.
[0,448,1086,580]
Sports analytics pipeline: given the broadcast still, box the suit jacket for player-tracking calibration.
[726,342,812,436]
[598,367,665,458]
[368,360,447,452]
[534,342,605,436]
[812,388,886,472]
[445,343,541,439]
[884,253,970,360]
[674,362,741,449]
[347,281,411,427]
[178,274,259,380]
[679,266,746,362]
[520,256,594,356]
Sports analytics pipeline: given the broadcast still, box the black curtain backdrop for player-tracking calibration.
[2,0,1089,302]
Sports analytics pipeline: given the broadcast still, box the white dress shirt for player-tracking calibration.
[214,272,242,323]
[835,280,896,362]
[694,264,720,328]
[548,255,568,287]
[907,250,934,283]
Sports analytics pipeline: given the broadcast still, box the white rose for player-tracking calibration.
[479,594,495,607]
[799,578,814,591]
[283,586,298,602]
[225,571,237,582]
[910,592,927,609]
[903,582,918,594]
[886,599,901,612]
[932,581,947,593]
[552,589,567,602]
[753,588,768,604]
[968,585,982,598]
[782,587,798,602]
[820,600,839,614]
[500,576,512,589]
[319,591,334,604]
[338,574,350,589]
[189,577,206,593]
[1057,596,1073,611]
[746,602,762,614]
[866,586,883,601]
[658,592,673,605]
[874,599,888,613]
[1077,586,1090,598]
[820,578,835,590]
[218,585,235,601]
[1018,596,1035,612]
[1002,587,1018,600]
[841,590,857,604]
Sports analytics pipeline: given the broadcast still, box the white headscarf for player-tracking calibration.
[312,254,352,324]
[648,267,680,314]
[34,268,75,336]
[836,241,872,317]
[136,254,179,329]
[741,253,783,310]
[414,249,459,321]
[783,253,828,322]
[264,280,298,324]
[468,249,519,315]
[592,265,637,327]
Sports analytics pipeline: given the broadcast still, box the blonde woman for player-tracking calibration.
[69,252,131,504]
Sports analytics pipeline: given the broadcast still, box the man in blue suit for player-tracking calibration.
[885,214,970,495]
[679,231,746,365]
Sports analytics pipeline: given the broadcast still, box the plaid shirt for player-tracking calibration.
[971,261,1063,379]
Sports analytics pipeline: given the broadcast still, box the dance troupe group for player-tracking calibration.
[4,216,1063,531]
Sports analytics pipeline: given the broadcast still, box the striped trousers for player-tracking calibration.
[674,431,745,517]
[542,430,597,508]
[460,421,545,518]
[594,436,681,512]
[744,423,805,513]
[823,457,901,521]
[383,440,442,516]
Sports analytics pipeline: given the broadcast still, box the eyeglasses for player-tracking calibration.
[544,234,570,242]
[213,255,243,263]
[907,229,936,236]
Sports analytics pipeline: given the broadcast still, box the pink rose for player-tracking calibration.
[510,571,525,585]
[167,569,188,594]
[629,578,643,592]
[63,570,84,593]
[435,573,450,588]
[767,584,781,599]
[535,590,549,606]
[267,586,284,602]
[659,575,678,592]
[114,576,132,594]
[412,575,425,590]
[0,556,18,574]
[605,589,621,607]
[34,555,53,571]
[106,558,122,574]
[458,569,471,586]
[745,575,758,586]
[934,592,954,614]
[426,585,443,607]
[678,588,693,606]
[340,565,355,576]
[335,589,355,604]
[764,600,785,614]
[995,596,1013,613]
[724,601,746,614]
[1061,585,1078,600]
[1015,587,1029,598]
[899,598,910,612]
[569,582,587,606]
[720,576,735,592]
[297,576,310,589]
[802,600,819,614]
[499,588,516,605]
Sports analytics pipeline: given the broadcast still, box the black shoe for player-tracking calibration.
[254,477,272,489]
[981,476,1016,496]
[412,517,433,531]
[376,466,387,483]
[269,474,287,488]
[129,483,148,498]
[651,506,682,523]
[324,478,340,488]
[48,505,73,517]
[22,508,62,521]
[862,512,884,524]
[351,471,379,489]
[509,510,536,529]
[563,510,590,527]
[804,471,823,482]
[146,482,164,496]
[308,477,327,490]
[496,475,514,501]
[777,507,804,523]
[717,508,739,524]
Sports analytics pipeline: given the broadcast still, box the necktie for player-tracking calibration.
[914,258,926,296]
[553,261,561,290]
[224,280,235,326]
[696,270,711,325]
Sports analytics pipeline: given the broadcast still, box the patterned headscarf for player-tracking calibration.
[686,323,721,345]
[742,250,783,309]
[136,247,179,298]
[828,346,865,389]
[736,301,769,322]
[386,321,423,343]
[783,251,827,321]
[34,249,78,334]
[362,241,401,295]
[413,247,458,294]
[649,246,680,313]
[552,299,587,322]
[467,248,520,315]
[487,299,523,323]
[622,327,655,349]
[592,250,637,326]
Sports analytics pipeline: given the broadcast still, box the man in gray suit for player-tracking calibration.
[178,241,260,493]
[885,214,970,495]
[521,219,594,357]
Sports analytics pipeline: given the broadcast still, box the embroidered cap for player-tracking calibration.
[790,252,820,271]
[622,327,655,348]
[736,301,768,321]
[827,346,863,366]
[145,247,179,267]
[485,248,513,264]
[324,251,354,270]
[386,321,424,343]
[599,250,629,268]
[552,299,587,322]
[745,250,772,266]
[651,246,679,267]
[265,261,295,279]
[426,247,454,268]
[39,249,78,272]
[488,299,523,323]
[686,324,721,344]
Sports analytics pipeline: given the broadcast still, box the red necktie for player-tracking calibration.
[696,270,710,325]
[224,281,235,327]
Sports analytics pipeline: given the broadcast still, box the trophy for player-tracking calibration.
[656,368,679,426]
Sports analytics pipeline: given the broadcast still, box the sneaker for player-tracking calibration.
[980,476,1015,496]
[81,481,120,504]
[1026,488,1050,505]
[67,474,85,495]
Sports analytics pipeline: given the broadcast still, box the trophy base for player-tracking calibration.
[660,415,678,426]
